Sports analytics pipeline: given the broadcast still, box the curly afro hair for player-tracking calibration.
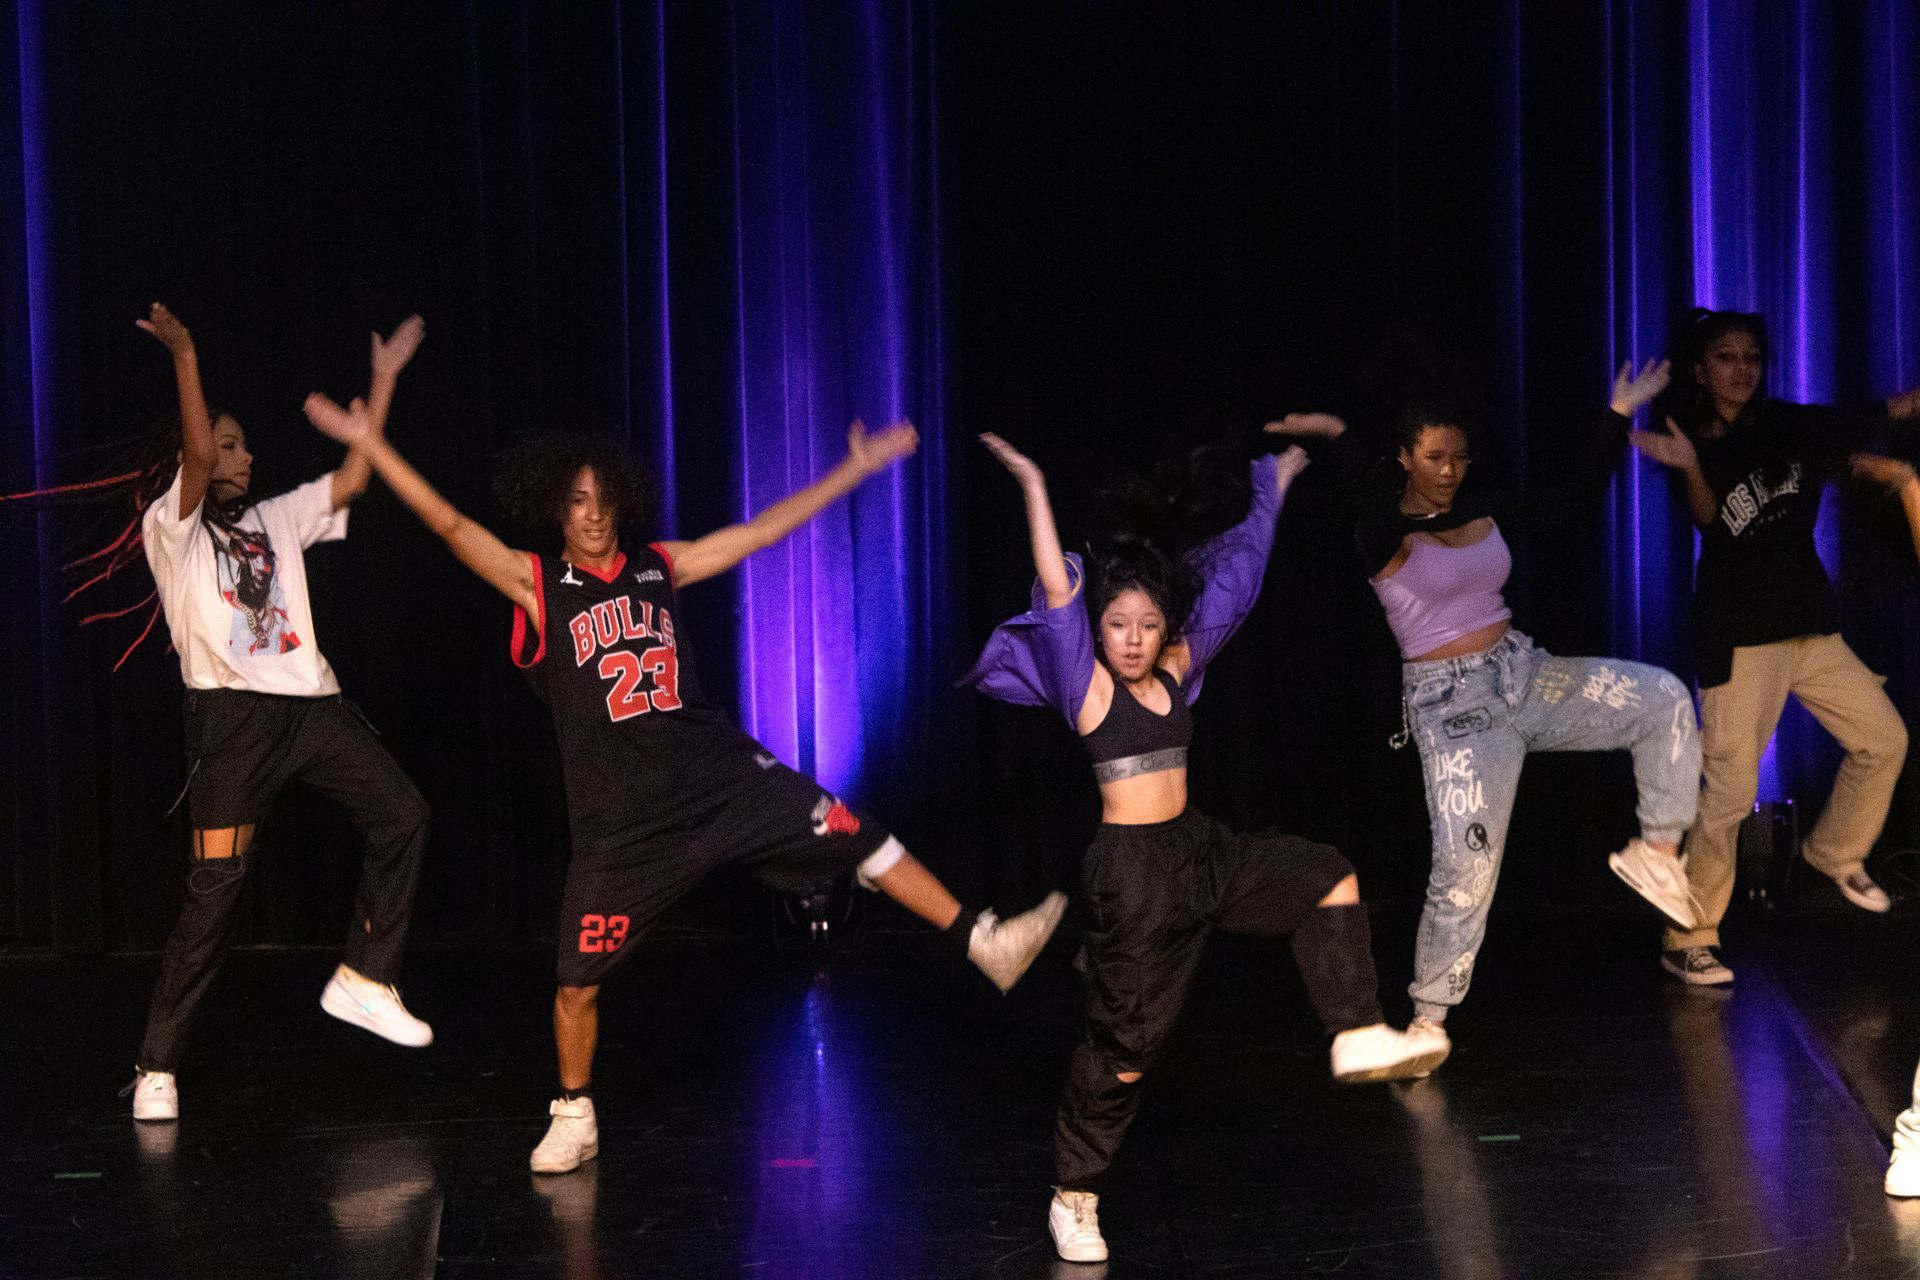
[492,433,658,540]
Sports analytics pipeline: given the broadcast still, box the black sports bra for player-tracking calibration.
[1083,668,1192,783]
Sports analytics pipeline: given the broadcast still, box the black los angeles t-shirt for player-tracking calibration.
[1690,400,1888,687]
[512,543,769,849]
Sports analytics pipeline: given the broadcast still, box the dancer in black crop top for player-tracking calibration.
[965,427,1448,1264]
[1083,668,1193,782]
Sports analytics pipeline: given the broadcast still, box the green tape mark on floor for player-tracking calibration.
[55,1171,104,1179]
[1476,1134,1521,1143]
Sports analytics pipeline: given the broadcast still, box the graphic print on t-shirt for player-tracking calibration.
[1718,460,1804,537]
[211,520,302,655]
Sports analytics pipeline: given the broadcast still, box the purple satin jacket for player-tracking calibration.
[959,459,1284,726]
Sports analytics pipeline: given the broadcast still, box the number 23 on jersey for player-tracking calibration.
[598,646,682,721]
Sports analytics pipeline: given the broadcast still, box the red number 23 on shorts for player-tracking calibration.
[578,914,631,953]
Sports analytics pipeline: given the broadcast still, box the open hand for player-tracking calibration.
[1628,415,1698,471]
[1611,358,1671,416]
[1852,452,1919,491]
[304,393,372,447]
[1263,412,1346,439]
[978,433,1044,487]
[1273,444,1310,488]
[848,418,919,473]
[371,314,426,378]
[135,302,195,357]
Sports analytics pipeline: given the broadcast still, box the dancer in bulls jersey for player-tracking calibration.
[303,394,1066,1174]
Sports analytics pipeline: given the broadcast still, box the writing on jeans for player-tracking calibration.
[1443,707,1493,739]
[1431,747,1485,818]
[1580,665,1641,710]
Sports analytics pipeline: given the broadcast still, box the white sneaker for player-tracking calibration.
[320,966,433,1047]
[1406,1015,1450,1066]
[1048,1188,1108,1263]
[968,892,1068,991]
[1330,1021,1452,1084]
[1889,1150,1920,1197]
[1835,869,1893,913]
[1608,839,1698,930]
[531,1097,599,1174]
[1661,946,1734,986]
[129,1069,178,1122]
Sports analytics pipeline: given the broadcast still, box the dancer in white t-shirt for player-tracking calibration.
[127,304,434,1125]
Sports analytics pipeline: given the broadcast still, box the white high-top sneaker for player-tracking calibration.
[129,1069,178,1122]
[968,892,1068,991]
[1048,1188,1109,1262]
[530,1097,599,1174]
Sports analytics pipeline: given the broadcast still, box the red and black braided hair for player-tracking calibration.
[0,410,257,669]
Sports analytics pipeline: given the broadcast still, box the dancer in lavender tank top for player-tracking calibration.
[1350,358,1702,1054]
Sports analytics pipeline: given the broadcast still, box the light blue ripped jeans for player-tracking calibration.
[1400,630,1700,1022]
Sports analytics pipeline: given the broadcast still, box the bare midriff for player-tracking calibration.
[1407,618,1511,663]
[1098,769,1188,826]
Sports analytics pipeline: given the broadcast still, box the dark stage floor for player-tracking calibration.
[6,897,1920,1279]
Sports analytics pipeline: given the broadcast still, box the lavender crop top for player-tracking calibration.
[1369,523,1513,659]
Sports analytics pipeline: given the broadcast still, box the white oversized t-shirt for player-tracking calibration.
[141,468,347,696]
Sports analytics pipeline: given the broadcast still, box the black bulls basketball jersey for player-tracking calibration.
[512,544,768,846]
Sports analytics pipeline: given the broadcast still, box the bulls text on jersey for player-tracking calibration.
[567,594,684,722]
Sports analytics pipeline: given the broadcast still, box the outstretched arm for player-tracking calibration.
[655,419,919,588]
[136,303,215,520]
[332,314,425,510]
[1853,453,1920,564]
[304,393,539,623]
[979,433,1076,608]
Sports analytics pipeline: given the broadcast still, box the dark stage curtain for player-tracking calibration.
[1,0,955,952]
[3,2,1918,952]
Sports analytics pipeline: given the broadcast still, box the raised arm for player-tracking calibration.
[303,393,539,622]
[1629,415,1717,528]
[956,432,1098,726]
[979,433,1075,607]
[1617,358,1718,528]
[655,419,918,588]
[332,314,425,510]
[136,303,215,520]
[1168,437,1308,687]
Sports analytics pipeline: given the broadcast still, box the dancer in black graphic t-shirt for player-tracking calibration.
[1630,308,1920,985]
[305,393,1065,1174]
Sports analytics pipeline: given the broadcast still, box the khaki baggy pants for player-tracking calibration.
[1669,633,1907,951]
